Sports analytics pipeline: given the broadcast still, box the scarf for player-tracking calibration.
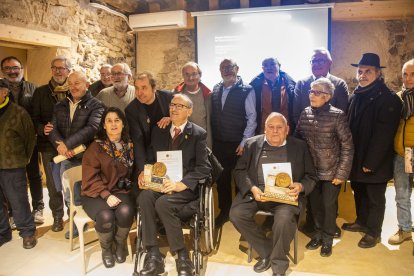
[401,86,414,120]
[51,78,69,102]
[96,139,134,168]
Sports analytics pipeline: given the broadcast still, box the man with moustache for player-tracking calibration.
[125,71,172,185]
[343,53,402,248]
[173,62,212,147]
[89,64,113,97]
[211,58,257,227]
[292,48,349,236]
[96,63,135,110]
[31,56,72,232]
[1,56,44,226]
[49,70,104,238]
[250,57,296,134]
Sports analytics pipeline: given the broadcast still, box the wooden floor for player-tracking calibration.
[0,184,413,276]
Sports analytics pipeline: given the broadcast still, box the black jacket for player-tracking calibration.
[295,103,354,181]
[49,92,104,156]
[250,71,296,133]
[31,82,61,152]
[125,90,173,178]
[6,80,37,114]
[348,79,402,183]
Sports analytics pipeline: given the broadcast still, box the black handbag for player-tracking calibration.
[207,147,223,184]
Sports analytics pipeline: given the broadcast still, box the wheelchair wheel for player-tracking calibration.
[201,183,215,254]
[192,250,203,276]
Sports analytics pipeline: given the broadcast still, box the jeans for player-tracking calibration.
[0,168,36,238]
[393,154,413,231]
[60,159,82,207]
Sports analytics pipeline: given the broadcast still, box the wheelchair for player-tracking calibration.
[132,177,216,276]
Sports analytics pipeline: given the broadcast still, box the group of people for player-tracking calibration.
[0,48,413,276]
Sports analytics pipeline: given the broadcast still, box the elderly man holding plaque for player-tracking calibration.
[230,112,317,276]
[137,94,211,276]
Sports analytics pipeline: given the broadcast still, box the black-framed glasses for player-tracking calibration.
[51,66,68,72]
[169,103,190,110]
[220,65,236,72]
[111,72,127,78]
[309,90,330,96]
[2,66,22,71]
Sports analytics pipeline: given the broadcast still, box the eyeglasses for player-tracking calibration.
[310,59,328,65]
[309,90,330,96]
[169,103,190,110]
[111,72,127,78]
[220,65,236,72]
[2,66,22,72]
[100,73,112,78]
[51,66,68,72]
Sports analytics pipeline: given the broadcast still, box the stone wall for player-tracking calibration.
[0,0,135,84]
[137,18,414,92]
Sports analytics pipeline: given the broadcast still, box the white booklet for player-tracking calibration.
[157,150,183,182]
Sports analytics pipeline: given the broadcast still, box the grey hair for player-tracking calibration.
[264,112,287,126]
[220,58,238,68]
[68,70,88,83]
[402,59,414,72]
[51,56,72,70]
[182,61,202,76]
[112,63,132,76]
[312,47,332,62]
[311,77,335,97]
[100,64,112,70]
[173,93,193,109]
[262,57,281,67]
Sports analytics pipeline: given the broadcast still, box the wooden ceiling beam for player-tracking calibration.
[0,24,71,48]
[333,0,414,21]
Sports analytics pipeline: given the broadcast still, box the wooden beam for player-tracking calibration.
[0,40,37,50]
[0,24,71,48]
[333,0,414,21]
[209,0,219,10]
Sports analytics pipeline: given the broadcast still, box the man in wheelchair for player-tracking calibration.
[137,94,211,275]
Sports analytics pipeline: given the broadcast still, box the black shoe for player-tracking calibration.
[358,234,380,248]
[22,235,37,249]
[342,222,367,233]
[253,257,271,273]
[334,225,341,238]
[176,257,194,276]
[215,212,229,228]
[306,238,322,250]
[140,254,165,275]
[51,217,64,232]
[320,243,332,257]
[0,234,12,247]
[102,248,115,268]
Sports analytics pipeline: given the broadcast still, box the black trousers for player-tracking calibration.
[26,146,44,211]
[230,194,299,275]
[40,151,64,218]
[351,181,387,237]
[309,180,341,244]
[213,140,239,215]
[138,189,198,252]
[0,168,36,239]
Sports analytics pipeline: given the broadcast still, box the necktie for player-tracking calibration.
[173,127,181,142]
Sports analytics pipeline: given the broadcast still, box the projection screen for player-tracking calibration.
[192,4,332,88]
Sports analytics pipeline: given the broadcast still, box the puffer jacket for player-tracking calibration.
[49,91,104,155]
[295,103,354,181]
[394,90,414,156]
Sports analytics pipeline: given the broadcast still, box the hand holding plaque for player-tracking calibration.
[143,162,168,192]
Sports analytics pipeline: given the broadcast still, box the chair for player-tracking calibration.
[132,177,216,276]
[62,165,134,274]
[61,165,93,274]
[246,211,298,265]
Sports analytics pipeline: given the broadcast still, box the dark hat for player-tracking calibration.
[351,53,386,68]
[0,79,9,89]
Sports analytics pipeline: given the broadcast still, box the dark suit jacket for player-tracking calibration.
[233,135,317,206]
[125,90,173,179]
[293,74,349,124]
[148,121,211,193]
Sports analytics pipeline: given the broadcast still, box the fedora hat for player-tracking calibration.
[351,53,386,68]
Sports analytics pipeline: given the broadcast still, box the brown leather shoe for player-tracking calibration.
[358,234,380,248]
[23,235,37,249]
[51,217,64,232]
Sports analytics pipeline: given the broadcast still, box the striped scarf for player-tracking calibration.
[401,87,414,120]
